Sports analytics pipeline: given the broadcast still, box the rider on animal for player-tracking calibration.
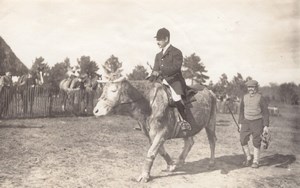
[148,28,195,131]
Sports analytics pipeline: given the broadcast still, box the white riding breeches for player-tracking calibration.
[162,79,182,102]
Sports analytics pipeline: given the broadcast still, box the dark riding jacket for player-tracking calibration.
[18,75,36,87]
[0,76,13,89]
[152,45,187,96]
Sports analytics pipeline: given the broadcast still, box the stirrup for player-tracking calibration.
[179,120,191,131]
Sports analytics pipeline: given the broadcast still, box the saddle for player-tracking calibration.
[161,84,203,137]
[162,84,203,107]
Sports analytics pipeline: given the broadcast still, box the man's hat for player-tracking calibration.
[245,80,258,87]
[154,28,170,40]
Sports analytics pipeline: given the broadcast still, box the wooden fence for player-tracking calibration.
[0,86,102,119]
[1,86,279,119]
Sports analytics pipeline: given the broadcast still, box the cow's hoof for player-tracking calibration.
[167,164,177,172]
[162,164,177,172]
[162,159,184,172]
[135,173,150,183]
[208,160,215,169]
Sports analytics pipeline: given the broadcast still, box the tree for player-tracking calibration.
[48,58,70,93]
[182,53,209,85]
[102,55,123,80]
[77,56,99,77]
[269,82,278,88]
[31,56,50,74]
[207,80,214,90]
[127,65,149,80]
[227,73,247,98]
[212,73,229,98]
[278,82,299,105]
[245,76,253,82]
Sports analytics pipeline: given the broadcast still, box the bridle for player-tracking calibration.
[99,79,145,110]
[115,81,161,108]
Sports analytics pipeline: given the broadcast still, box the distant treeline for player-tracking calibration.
[3,53,299,106]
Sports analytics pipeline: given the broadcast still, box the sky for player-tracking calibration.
[0,0,299,86]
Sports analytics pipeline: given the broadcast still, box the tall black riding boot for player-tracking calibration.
[175,101,191,130]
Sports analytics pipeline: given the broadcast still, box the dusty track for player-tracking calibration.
[0,109,299,187]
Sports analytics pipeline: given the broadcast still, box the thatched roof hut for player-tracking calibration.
[0,36,28,76]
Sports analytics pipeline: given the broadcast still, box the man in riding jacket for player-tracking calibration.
[238,80,269,168]
[148,28,190,130]
[0,71,13,89]
[18,71,36,88]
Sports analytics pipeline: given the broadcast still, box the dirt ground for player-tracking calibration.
[0,106,299,188]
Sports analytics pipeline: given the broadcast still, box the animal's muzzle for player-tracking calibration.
[93,108,99,114]
[93,107,103,116]
[93,101,110,117]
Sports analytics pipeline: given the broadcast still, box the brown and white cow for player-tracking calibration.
[93,78,217,182]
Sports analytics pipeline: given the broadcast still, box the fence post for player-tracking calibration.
[49,90,53,117]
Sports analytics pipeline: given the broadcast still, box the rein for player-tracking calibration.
[114,96,145,107]
[100,80,160,112]
[112,81,146,109]
[150,86,159,107]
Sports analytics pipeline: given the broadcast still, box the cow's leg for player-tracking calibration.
[136,130,166,183]
[146,131,171,165]
[206,127,216,167]
[158,144,175,171]
[173,137,194,169]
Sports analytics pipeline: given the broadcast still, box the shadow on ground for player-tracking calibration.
[153,153,296,180]
[260,153,296,168]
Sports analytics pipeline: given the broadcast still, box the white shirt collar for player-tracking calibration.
[162,43,171,54]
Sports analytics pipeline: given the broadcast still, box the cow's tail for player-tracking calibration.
[205,90,217,142]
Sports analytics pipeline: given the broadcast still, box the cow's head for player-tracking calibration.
[93,77,126,117]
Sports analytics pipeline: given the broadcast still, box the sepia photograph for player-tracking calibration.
[1,0,299,187]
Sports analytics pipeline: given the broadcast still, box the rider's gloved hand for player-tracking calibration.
[151,71,160,77]
[147,71,161,82]
[147,75,157,82]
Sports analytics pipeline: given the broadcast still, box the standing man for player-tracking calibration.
[0,71,13,118]
[148,27,190,130]
[0,71,13,88]
[238,80,269,168]
[0,71,13,92]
